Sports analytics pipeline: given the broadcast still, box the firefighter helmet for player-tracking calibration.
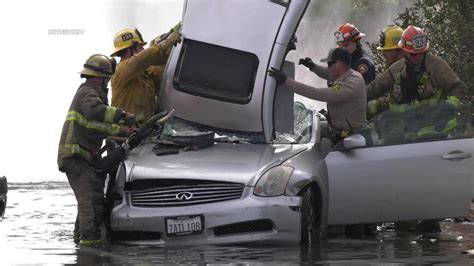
[111,28,147,57]
[334,23,366,47]
[79,54,115,78]
[377,25,404,51]
[398,25,429,54]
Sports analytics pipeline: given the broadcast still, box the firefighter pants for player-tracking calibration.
[62,157,105,241]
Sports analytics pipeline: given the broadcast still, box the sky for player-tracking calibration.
[0,0,413,182]
[0,0,184,182]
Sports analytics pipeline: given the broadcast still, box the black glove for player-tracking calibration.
[299,57,316,70]
[268,67,287,85]
[122,112,136,127]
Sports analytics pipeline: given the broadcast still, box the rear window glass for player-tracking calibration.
[173,39,259,104]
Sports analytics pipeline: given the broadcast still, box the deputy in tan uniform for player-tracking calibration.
[269,47,367,138]
[110,28,182,125]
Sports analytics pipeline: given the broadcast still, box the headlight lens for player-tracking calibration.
[254,166,294,197]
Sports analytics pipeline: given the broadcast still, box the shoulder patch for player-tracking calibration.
[357,64,368,75]
[332,83,344,92]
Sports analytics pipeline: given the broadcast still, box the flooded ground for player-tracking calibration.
[1,182,474,264]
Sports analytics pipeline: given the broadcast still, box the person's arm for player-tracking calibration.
[118,32,181,84]
[432,56,468,102]
[79,89,125,136]
[285,78,352,104]
[81,90,123,124]
[354,57,376,84]
[299,57,330,80]
[310,64,331,80]
[367,68,396,101]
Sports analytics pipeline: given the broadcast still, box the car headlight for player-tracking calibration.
[254,166,294,197]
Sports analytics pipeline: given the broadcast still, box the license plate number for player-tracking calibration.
[165,215,204,236]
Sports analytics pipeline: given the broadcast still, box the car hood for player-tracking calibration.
[126,143,307,186]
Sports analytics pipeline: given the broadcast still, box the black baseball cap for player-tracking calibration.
[320,47,351,64]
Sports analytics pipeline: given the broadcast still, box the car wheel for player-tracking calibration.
[300,186,320,246]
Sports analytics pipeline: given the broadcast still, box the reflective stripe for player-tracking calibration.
[104,106,118,123]
[446,95,460,107]
[417,117,457,137]
[58,144,92,161]
[66,111,120,135]
[389,89,443,112]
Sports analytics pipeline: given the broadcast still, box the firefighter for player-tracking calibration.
[110,27,182,125]
[269,47,367,141]
[58,54,136,246]
[369,25,468,233]
[367,25,405,119]
[299,23,376,87]
[367,25,467,139]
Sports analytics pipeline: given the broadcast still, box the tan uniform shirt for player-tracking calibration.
[111,45,168,124]
[285,69,367,131]
[367,53,467,102]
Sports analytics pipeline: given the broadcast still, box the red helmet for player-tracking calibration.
[398,25,429,54]
[334,23,366,47]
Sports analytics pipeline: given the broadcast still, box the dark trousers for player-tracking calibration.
[62,157,105,241]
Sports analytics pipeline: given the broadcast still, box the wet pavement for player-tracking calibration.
[1,182,474,264]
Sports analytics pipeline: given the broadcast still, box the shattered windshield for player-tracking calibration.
[161,117,266,144]
[160,102,313,145]
[274,104,313,144]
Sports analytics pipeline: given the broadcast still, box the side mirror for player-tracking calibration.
[343,134,366,149]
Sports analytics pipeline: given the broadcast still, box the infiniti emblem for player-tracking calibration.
[175,191,193,201]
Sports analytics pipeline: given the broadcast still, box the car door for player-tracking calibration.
[326,138,474,224]
[159,0,309,142]
[325,136,473,225]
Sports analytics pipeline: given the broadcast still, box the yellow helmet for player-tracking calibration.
[110,28,147,57]
[79,54,115,78]
[377,25,404,51]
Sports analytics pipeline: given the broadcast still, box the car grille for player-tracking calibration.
[131,182,244,207]
[214,219,273,236]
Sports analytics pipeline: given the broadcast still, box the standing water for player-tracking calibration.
[1,183,474,264]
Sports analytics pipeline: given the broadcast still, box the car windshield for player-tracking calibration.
[274,105,313,144]
[161,117,266,144]
[159,103,313,145]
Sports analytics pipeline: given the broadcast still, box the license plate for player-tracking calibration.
[165,215,204,236]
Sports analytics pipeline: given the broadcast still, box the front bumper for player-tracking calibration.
[111,187,302,245]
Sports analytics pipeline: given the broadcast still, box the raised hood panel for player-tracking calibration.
[126,143,306,186]
[160,0,309,142]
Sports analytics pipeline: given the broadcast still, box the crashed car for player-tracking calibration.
[109,0,474,245]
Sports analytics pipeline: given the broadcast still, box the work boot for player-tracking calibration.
[415,220,441,233]
[73,216,80,244]
[73,232,80,244]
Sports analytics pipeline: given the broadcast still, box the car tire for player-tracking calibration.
[300,186,320,246]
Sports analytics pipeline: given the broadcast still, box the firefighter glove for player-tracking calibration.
[299,57,316,70]
[268,67,287,85]
[158,32,182,51]
[122,112,136,127]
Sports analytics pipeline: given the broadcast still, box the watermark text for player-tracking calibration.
[48,29,85,35]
